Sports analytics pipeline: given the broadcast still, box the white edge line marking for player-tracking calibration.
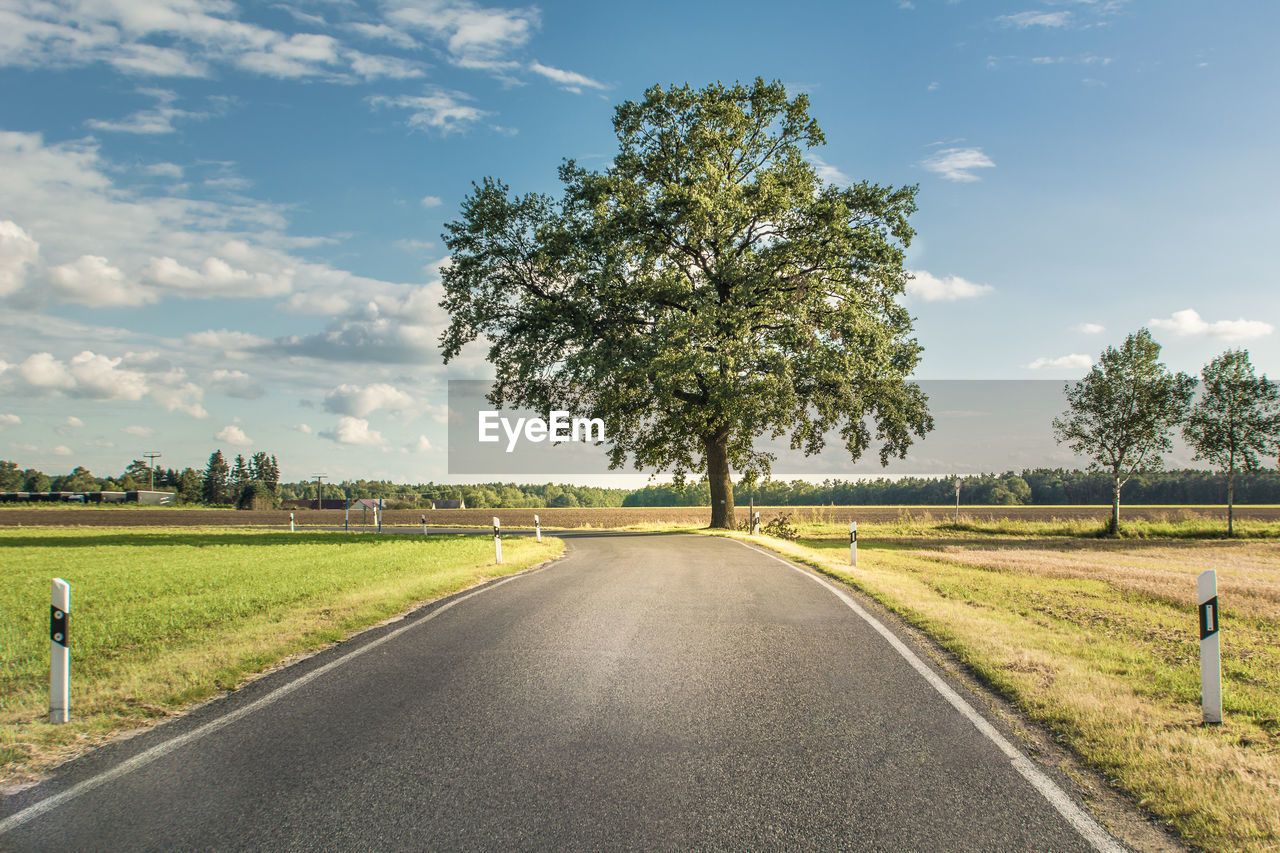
[729,538,1126,853]
[0,562,555,836]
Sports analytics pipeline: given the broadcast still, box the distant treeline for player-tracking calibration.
[7,460,1277,508]
[624,468,1280,507]
[280,480,628,509]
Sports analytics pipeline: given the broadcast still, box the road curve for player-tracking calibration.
[1,531,1117,851]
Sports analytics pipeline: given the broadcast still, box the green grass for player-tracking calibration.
[712,520,1280,853]
[0,526,562,785]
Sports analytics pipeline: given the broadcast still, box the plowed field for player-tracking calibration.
[1,504,1276,528]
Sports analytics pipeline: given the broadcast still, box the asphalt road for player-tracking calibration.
[1,532,1120,851]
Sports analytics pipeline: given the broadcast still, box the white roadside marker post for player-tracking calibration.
[50,578,70,724]
[1199,570,1222,724]
[421,514,427,535]
[290,512,295,533]
[534,514,541,543]
[493,516,502,564]
[954,477,962,525]
[850,522,858,567]
[753,511,760,536]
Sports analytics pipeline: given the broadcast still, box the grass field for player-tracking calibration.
[720,517,1280,853]
[0,526,562,787]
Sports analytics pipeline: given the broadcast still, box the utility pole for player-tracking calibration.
[312,473,327,509]
[143,452,162,490]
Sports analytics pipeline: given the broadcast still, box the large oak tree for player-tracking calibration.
[440,79,932,528]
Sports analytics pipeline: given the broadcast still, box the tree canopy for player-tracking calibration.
[440,79,932,527]
[1183,349,1280,534]
[1052,328,1196,533]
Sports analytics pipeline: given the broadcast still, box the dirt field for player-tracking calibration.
[0,504,1276,529]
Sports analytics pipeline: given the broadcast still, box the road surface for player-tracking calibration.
[1,531,1121,851]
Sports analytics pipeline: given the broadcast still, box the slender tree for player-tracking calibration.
[440,79,932,528]
[1183,349,1280,536]
[1052,329,1196,534]
[229,454,249,502]
[202,450,230,505]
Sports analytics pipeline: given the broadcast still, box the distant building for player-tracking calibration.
[431,499,466,509]
[0,490,172,504]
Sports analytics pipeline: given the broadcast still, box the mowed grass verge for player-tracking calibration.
[0,526,563,786]
[713,519,1280,853]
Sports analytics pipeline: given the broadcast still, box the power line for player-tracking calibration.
[143,452,162,491]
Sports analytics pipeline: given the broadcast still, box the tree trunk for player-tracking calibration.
[705,430,735,529]
[1110,471,1122,536]
[1227,468,1235,538]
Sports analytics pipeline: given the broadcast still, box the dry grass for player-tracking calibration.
[716,525,1280,853]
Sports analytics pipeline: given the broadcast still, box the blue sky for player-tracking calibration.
[1,0,1277,484]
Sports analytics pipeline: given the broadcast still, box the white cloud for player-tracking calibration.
[420,195,443,208]
[369,89,489,134]
[806,153,849,186]
[124,425,155,438]
[144,162,184,179]
[285,291,352,315]
[52,444,72,456]
[67,351,148,400]
[294,423,313,434]
[216,424,253,447]
[528,61,606,93]
[323,383,415,417]
[0,220,39,298]
[209,369,264,399]
[144,254,293,299]
[150,375,208,418]
[920,147,996,183]
[86,88,211,135]
[348,22,420,50]
[1075,322,1106,334]
[1027,354,1094,371]
[320,416,386,447]
[4,349,213,415]
[412,435,433,452]
[0,2,426,82]
[997,11,1072,28]
[1149,309,1274,342]
[0,414,20,426]
[906,270,994,302]
[385,0,539,70]
[186,329,270,353]
[65,416,84,427]
[395,238,436,253]
[48,254,158,307]
[16,352,75,390]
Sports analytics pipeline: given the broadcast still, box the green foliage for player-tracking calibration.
[1053,329,1196,532]
[236,480,279,510]
[440,78,932,527]
[122,458,151,485]
[202,449,230,504]
[177,467,203,504]
[1183,349,1280,534]
[0,461,23,491]
[1184,349,1280,476]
